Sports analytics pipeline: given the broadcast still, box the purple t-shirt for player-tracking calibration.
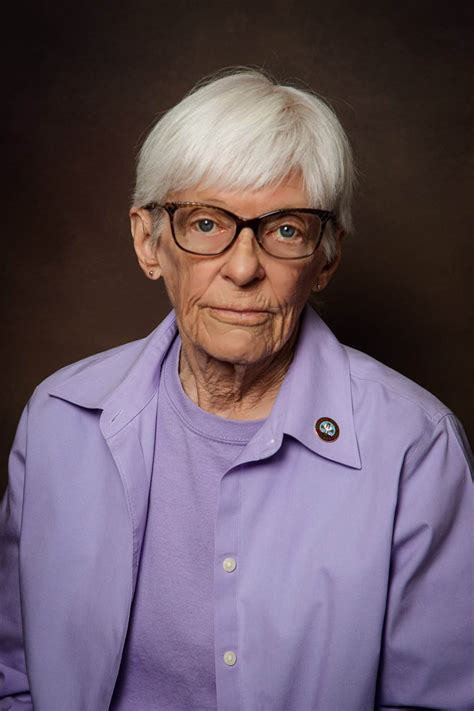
[110,333,264,710]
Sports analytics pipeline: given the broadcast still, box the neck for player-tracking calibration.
[178,327,299,420]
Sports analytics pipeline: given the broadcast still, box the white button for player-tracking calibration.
[223,650,237,666]
[223,557,237,573]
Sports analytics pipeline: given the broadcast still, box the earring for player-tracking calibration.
[148,270,154,277]
[316,282,321,290]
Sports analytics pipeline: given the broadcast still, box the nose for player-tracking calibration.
[220,227,265,286]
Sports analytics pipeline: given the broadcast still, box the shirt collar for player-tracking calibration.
[47,306,361,468]
[239,306,362,470]
[47,311,178,439]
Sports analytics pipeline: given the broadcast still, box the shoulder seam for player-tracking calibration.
[36,338,147,389]
[350,371,450,424]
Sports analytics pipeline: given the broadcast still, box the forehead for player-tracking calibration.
[166,174,311,218]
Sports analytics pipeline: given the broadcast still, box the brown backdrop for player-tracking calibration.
[1,0,472,493]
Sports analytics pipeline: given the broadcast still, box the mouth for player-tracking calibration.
[206,306,272,325]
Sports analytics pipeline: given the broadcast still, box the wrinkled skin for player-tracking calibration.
[131,175,343,419]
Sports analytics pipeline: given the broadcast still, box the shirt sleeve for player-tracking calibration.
[375,413,474,711]
[0,404,33,711]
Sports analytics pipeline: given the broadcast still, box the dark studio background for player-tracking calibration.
[1,0,472,493]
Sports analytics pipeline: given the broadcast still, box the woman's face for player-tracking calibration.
[132,174,343,365]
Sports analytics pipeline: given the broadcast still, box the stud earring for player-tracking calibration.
[148,270,154,277]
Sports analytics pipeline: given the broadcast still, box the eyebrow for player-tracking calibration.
[188,198,309,212]
[197,197,228,206]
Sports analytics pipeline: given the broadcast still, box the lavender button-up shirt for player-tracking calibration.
[1,306,473,710]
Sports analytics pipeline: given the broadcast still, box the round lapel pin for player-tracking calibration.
[315,417,340,442]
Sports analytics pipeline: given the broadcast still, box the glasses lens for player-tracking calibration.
[259,212,322,258]
[173,205,236,254]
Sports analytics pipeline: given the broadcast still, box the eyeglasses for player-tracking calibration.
[142,201,336,260]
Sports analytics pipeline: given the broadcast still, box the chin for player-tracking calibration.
[199,331,271,366]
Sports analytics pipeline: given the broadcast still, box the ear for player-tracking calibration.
[130,206,162,280]
[311,227,345,292]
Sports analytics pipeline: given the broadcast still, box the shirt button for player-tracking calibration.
[222,557,237,573]
[223,650,237,666]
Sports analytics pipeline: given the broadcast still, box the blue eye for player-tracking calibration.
[278,224,297,239]
[197,219,215,233]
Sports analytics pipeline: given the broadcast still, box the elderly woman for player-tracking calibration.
[1,70,472,711]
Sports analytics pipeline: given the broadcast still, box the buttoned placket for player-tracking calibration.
[213,431,282,711]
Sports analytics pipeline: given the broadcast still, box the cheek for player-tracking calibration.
[273,262,319,306]
[161,255,216,313]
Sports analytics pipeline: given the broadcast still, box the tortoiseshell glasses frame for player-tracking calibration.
[142,201,336,260]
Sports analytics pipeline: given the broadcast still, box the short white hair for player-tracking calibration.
[133,68,355,260]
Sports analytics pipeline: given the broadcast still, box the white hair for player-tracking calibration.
[133,68,355,260]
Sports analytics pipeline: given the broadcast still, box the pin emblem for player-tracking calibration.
[315,417,340,442]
